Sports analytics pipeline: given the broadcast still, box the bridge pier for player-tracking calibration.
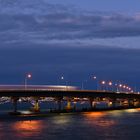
[13,97,18,113]
[34,99,40,112]
[89,98,96,110]
[133,99,139,107]
[57,97,62,111]
[112,101,116,108]
[108,98,116,108]
[31,97,40,112]
[136,100,140,107]
[65,98,72,110]
[119,100,124,107]
[10,97,20,115]
[128,99,134,107]
[73,101,77,110]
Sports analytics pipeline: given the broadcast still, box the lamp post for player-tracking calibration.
[61,76,68,90]
[57,76,64,85]
[115,83,119,92]
[123,85,126,92]
[92,76,98,90]
[101,80,106,91]
[25,73,32,89]
[81,80,87,90]
[108,81,113,91]
[81,82,84,90]
[119,84,122,92]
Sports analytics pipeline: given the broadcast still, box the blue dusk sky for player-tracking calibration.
[0,0,140,90]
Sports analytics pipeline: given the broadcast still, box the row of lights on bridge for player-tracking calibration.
[24,73,134,92]
[92,76,133,92]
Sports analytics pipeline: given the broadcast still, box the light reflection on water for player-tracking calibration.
[83,112,117,127]
[13,120,43,137]
[83,112,107,118]
[52,115,71,125]
[0,109,140,139]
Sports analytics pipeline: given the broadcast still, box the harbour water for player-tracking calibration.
[0,106,140,139]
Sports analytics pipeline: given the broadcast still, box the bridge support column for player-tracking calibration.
[133,99,139,107]
[10,97,20,115]
[65,98,72,110]
[34,99,40,112]
[137,100,140,107]
[13,97,18,113]
[119,100,123,107]
[73,101,77,111]
[31,97,40,112]
[112,100,116,108]
[57,97,62,111]
[108,98,116,108]
[128,99,134,107]
[89,98,96,110]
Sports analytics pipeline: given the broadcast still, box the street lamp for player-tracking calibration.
[123,85,126,88]
[60,76,68,90]
[108,81,112,86]
[92,76,98,90]
[61,76,64,80]
[101,80,106,91]
[108,81,113,91]
[56,76,64,85]
[25,73,32,89]
[101,81,105,85]
[93,76,97,80]
[122,85,126,92]
[119,84,122,87]
[118,84,122,92]
[115,83,119,92]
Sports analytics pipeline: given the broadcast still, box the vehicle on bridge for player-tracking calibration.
[0,85,78,91]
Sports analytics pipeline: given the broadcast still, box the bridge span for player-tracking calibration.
[0,86,140,114]
[0,89,139,99]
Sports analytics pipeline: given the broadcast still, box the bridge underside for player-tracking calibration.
[0,90,140,114]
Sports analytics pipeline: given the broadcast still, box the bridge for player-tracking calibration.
[0,85,140,114]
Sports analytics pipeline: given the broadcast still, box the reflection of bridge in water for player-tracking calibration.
[0,85,140,114]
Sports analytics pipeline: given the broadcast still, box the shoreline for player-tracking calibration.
[6,106,140,118]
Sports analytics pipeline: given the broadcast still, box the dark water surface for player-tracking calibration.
[0,108,140,140]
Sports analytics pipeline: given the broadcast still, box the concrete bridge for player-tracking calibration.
[0,88,140,114]
[0,89,139,98]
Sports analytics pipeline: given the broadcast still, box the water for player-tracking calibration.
[0,108,140,139]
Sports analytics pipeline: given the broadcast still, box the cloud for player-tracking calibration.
[0,0,140,48]
[0,0,140,88]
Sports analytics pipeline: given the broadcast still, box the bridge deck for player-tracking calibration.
[0,89,139,99]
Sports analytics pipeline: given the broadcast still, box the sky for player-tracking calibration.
[48,0,140,13]
[0,0,140,90]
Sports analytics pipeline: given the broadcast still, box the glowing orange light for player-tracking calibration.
[109,101,113,105]
[108,82,112,86]
[123,85,126,88]
[101,81,105,85]
[84,112,106,118]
